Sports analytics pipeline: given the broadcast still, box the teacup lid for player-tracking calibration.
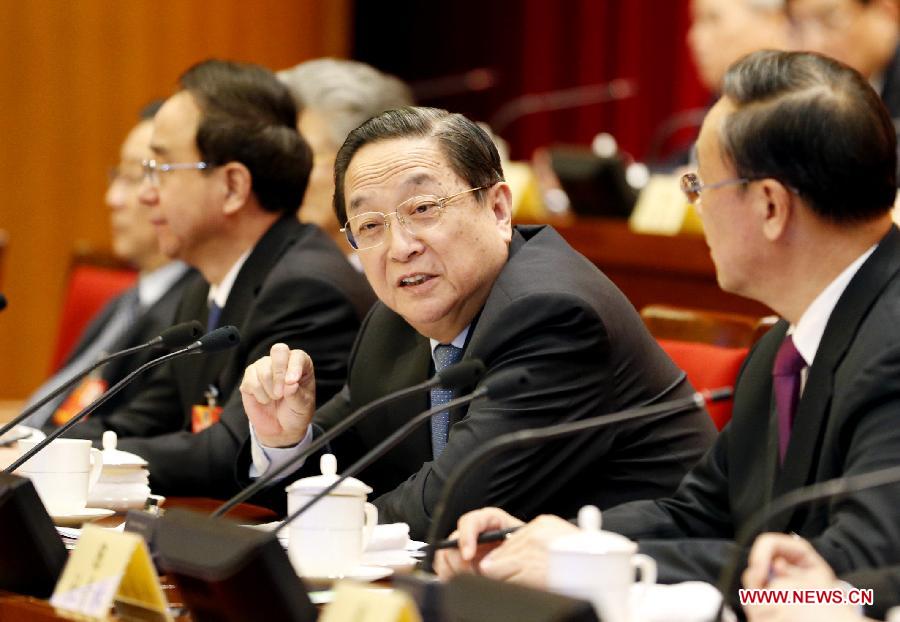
[549,505,637,555]
[285,453,372,497]
[101,431,148,468]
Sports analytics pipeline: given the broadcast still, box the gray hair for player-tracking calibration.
[277,58,414,147]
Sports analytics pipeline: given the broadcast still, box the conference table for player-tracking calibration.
[0,497,281,621]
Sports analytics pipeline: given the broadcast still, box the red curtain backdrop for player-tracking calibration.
[354,0,711,163]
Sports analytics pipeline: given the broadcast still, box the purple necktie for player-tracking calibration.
[773,335,806,464]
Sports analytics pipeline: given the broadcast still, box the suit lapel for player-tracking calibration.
[217,216,297,332]
[770,226,900,530]
[447,229,528,427]
[203,216,299,392]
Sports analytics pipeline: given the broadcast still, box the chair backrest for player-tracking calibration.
[657,339,747,430]
[49,250,137,372]
[641,304,776,349]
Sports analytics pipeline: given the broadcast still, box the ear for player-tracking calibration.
[219,162,253,216]
[758,179,794,241]
[489,182,513,242]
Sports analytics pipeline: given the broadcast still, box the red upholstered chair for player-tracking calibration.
[656,339,748,430]
[49,251,137,372]
[641,305,776,429]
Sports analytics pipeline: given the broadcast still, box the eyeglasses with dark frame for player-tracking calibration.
[341,186,488,251]
[141,159,209,186]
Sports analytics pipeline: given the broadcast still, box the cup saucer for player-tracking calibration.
[301,565,393,587]
[50,507,116,527]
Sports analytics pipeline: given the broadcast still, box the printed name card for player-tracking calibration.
[321,581,422,622]
[50,524,171,621]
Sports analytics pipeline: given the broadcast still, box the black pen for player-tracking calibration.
[428,526,521,551]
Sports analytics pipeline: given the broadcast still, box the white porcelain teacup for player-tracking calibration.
[17,438,103,515]
[285,453,377,578]
[548,506,656,622]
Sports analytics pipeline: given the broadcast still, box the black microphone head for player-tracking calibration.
[437,359,486,389]
[704,387,734,403]
[160,321,204,348]
[483,368,531,400]
[0,293,6,311]
[197,325,241,353]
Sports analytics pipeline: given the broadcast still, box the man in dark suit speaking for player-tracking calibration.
[436,50,900,595]
[238,107,716,540]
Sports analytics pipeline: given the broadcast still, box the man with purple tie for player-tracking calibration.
[436,51,900,613]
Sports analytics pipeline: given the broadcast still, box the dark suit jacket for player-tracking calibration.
[66,217,375,498]
[843,565,900,619]
[602,226,900,595]
[253,225,717,540]
[39,265,196,427]
[880,44,900,120]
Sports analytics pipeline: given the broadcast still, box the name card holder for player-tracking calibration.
[321,582,421,622]
[50,524,171,621]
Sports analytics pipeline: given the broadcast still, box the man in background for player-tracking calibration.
[23,101,195,430]
[652,0,791,166]
[65,60,374,499]
[790,0,900,117]
[277,58,413,257]
[689,0,791,95]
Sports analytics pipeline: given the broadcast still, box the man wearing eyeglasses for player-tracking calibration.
[22,101,196,431]
[435,51,900,616]
[62,60,375,499]
[238,106,717,540]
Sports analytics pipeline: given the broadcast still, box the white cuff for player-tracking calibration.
[249,423,314,480]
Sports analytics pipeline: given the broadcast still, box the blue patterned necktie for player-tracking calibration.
[207,301,223,332]
[430,344,464,459]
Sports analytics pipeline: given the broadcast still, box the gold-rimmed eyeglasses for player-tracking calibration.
[341,186,487,250]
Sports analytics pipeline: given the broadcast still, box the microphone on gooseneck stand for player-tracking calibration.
[0,320,204,439]
[421,387,735,572]
[211,358,487,518]
[712,464,900,622]
[273,367,530,533]
[152,366,524,622]
[3,325,240,474]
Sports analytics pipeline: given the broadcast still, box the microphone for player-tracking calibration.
[211,358,487,518]
[273,367,529,533]
[0,293,6,312]
[4,325,240,474]
[411,67,497,101]
[421,387,733,571]
[489,79,638,134]
[0,320,204,439]
[150,367,521,620]
[714,464,900,621]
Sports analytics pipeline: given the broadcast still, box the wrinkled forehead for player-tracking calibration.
[344,137,461,215]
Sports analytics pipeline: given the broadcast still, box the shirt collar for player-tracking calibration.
[429,326,470,357]
[790,245,877,367]
[137,261,190,308]
[207,250,251,309]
